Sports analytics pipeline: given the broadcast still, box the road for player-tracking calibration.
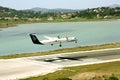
[0,48,120,80]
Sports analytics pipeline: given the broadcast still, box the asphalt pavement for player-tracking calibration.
[0,48,120,80]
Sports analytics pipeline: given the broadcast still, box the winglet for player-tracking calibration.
[29,34,43,45]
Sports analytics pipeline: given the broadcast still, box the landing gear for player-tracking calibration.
[59,42,62,47]
[58,36,62,47]
[59,44,62,47]
[51,44,53,46]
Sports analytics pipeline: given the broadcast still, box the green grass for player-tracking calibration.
[0,43,120,59]
[21,61,120,80]
[0,19,39,28]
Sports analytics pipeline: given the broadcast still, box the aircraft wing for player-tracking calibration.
[44,36,58,40]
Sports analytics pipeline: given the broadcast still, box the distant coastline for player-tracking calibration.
[0,5,119,28]
[0,18,119,28]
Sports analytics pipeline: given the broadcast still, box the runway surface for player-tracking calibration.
[0,48,120,80]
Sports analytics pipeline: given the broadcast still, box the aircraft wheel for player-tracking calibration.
[59,44,62,47]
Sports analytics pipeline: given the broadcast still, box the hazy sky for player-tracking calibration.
[0,0,120,10]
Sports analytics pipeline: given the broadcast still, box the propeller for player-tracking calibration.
[57,36,60,39]
[75,38,77,43]
[66,36,69,41]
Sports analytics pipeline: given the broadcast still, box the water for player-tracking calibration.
[0,20,120,56]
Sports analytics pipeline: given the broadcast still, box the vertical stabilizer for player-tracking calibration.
[29,34,43,45]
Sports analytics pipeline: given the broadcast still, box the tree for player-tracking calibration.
[108,76,119,80]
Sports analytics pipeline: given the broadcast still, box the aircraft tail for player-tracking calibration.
[29,34,43,45]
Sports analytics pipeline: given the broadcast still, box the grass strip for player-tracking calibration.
[21,61,120,80]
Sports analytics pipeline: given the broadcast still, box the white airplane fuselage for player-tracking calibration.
[29,34,77,47]
[41,37,76,45]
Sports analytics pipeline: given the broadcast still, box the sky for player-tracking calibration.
[0,0,120,10]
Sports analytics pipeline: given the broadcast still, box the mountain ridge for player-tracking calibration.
[26,7,79,13]
[109,4,120,8]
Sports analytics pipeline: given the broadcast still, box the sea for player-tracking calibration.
[0,20,120,56]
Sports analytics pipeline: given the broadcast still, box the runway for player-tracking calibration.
[0,48,120,80]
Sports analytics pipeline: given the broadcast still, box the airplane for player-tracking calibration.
[29,33,77,47]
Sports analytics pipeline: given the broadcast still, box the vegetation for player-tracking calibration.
[20,61,120,80]
[0,6,120,28]
[0,6,120,19]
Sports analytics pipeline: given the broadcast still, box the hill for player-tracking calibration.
[109,4,120,8]
[28,7,78,13]
[0,5,120,20]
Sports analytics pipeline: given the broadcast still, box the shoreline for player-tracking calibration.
[0,18,119,28]
[0,42,120,59]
